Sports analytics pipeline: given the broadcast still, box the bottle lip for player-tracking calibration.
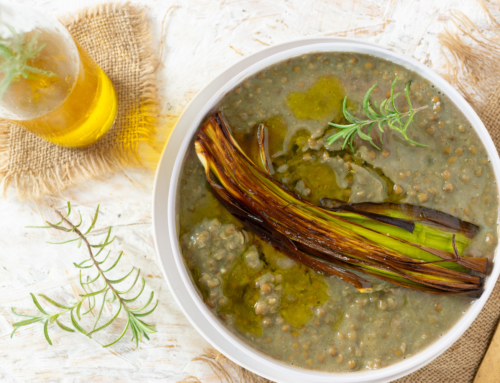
[0,1,60,36]
[0,2,80,120]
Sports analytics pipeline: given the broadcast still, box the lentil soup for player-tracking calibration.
[177,52,499,372]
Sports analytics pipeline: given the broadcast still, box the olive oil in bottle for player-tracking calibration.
[0,3,118,147]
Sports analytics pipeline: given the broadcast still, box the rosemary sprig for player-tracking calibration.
[11,202,158,348]
[327,77,428,152]
[0,25,57,99]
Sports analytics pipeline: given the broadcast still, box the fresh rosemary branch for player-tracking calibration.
[11,202,158,348]
[327,77,428,152]
[0,25,57,99]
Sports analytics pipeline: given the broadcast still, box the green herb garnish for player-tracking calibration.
[327,77,428,152]
[10,202,158,347]
[0,25,57,99]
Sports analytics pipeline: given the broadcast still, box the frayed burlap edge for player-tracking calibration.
[177,349,272,383]
[0,120,10,177]
[439,0,500,113]
[0,3,159,200]
[439,0,500,153]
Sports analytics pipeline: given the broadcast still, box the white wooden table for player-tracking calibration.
[0,0,493,381]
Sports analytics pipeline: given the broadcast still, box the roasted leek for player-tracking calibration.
[194,112,487,297]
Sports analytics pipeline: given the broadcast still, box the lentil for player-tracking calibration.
[443,182,455,193]
[348,359,357,369]
[393,184,404,195]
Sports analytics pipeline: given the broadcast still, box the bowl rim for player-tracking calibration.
[153,38,500,383]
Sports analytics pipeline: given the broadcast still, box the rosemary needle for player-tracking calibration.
[11,202,158,347]
[327,77,428,152]
[0,25,57,99]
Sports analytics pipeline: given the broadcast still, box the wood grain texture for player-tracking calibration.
[474,323,500,382]
[0,0,495,382]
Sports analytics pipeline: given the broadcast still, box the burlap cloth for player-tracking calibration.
[180,1,500,382]
[0,3,159,200]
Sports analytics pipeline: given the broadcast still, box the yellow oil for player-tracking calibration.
[12,40,117,147]
[285,75,346,121]
[218,240,329,336]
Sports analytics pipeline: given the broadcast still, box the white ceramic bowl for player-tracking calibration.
[153,39,500,383]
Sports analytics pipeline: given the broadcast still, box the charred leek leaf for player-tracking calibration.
[195,112,486,297]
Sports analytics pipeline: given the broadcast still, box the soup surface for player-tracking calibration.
[177,52,499,372]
